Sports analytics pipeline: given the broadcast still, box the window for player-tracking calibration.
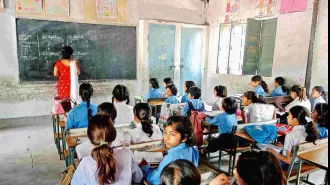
[217,18,278,77]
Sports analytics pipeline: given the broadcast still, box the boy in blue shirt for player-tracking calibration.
[165,84,179,104]
[180,86,205,116]
[201,97,238,154]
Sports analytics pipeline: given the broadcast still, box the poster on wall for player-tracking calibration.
[45,0,70,16]
[280,0,307,14]
[255,0,276,17]
[16,0,42,14]
[224,0,240,23]
[96,0,118,19]
[0,0,4,10]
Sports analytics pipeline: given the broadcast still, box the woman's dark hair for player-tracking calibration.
[98,102,117,122]
[236,151,286,185]
[289,106,319,143]
[252,75,269,93]
[165,116,195,147]
[161,159,201,185]
[313,86,326,100]
[290,85,307,101]
[112,85,130,104]
[314,103,328,129]
[79,83,94,120]
[275,77,288,94]
[185,81,196,93]
[150,78,160,89]
[88,115,117,185]
[243,91,266,104]
[222,97,237,115]
[214,85,228,98]
[166,84,178,96]
[188,86,202,99]
[134,103,154,137]
[164,77,173,85]
[61,46,74,60]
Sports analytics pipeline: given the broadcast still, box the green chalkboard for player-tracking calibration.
[16,18,137,81]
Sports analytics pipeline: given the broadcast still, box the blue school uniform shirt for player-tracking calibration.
[317,123,328,139]
[142,143,199,185]
[180,99,205,116]
[206,113,237,135]
[271,86,287,97]
[66,101,97,129]
[165,95,179,104]
[255,85,267,98]
[144,88,162,101]
[181,93,189,103]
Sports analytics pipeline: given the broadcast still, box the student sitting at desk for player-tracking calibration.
[144,78,162,101]
[313,103,328,139]
[311,86,327,111]
[181,81,196,103]
[163,77,173,89]
[66,83,97,129]
[72,115,143,185]
[129,103,163,144]
[212,85,227,111]
[112,84,134,124]
[242,91,276,123]
[200,97,238,155]
[267,106,319,171]
[251,75,269,98]
[271,77,288,97]
[180,86,205,116]
[210,151,286,185]
[284,85,311,112]
[160,160,201,185]
[165,84,179,104]
[140,116,199,185]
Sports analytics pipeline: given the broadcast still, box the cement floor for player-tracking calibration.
[0,116,327,185]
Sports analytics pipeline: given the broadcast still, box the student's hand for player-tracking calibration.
[139,159,149,168]
[266,148,277,154]
[209,174,231,185]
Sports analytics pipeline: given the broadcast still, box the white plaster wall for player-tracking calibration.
[204,0,316,104]
[0,0,205,119]
[310,0,328,95]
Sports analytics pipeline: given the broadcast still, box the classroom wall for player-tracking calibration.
[0,0,205,119]
[311,0,328,96]
[204,0,327,104]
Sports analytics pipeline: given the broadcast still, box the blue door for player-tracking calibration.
[148,24,176,93]
[180,28,204,95]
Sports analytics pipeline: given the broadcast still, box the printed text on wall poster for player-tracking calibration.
[96,0,118,19]
[45,0,70,16]
[16,0,42,14]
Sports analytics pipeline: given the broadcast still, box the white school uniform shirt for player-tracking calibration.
[313,96,326,111]
[285,98,312,112]
[129,122,163,144]
[243,103,275,123]
[283,125,307,156]
[71,148,143,185]
[212,97,224,111]
[114,101,134,124]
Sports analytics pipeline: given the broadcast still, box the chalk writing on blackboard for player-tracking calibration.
[96,0,118,19]
[16,0,42,14]
[45,0,70,16]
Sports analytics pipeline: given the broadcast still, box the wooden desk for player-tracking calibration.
[148,101,165,118]
[235,131,255,142]
[296,146,328,185]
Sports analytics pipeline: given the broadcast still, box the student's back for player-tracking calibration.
[145,78,162,100]
[66,83,97,129]
[112,85,134,124]
[285,85,311,112]
[180,87,205,116]
[244,103,276,123]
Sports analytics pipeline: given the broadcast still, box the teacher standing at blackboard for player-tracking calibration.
[54,46,81,101]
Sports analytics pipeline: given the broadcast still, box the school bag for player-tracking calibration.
[159,103,173,130]
[276,124,293,135]
[60,164,76,185]
[52,97,66,115]
[244,124,277,144]
[188,102,206,148]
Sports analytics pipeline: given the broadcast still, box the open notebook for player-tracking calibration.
[133,151,163,164]
[256,143,283,153]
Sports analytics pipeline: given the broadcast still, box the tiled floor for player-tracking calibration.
[0,116,327,185]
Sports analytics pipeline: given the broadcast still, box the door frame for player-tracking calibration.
[139,20,209,99]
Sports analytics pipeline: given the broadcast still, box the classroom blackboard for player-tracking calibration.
[16,19,137,81]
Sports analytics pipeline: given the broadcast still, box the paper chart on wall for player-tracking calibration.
[224,0,240,23]
[255,0,276,17]
[45,0,70,16]
[16,0,42,14]
[280,0,307,14]
[96,0,118,19]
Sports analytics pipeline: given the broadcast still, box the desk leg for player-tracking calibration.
[56,115,61,155]
[61,127,66,161]
[325,170,328,185]
[295,160,303,185]
[52,115,56,145]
